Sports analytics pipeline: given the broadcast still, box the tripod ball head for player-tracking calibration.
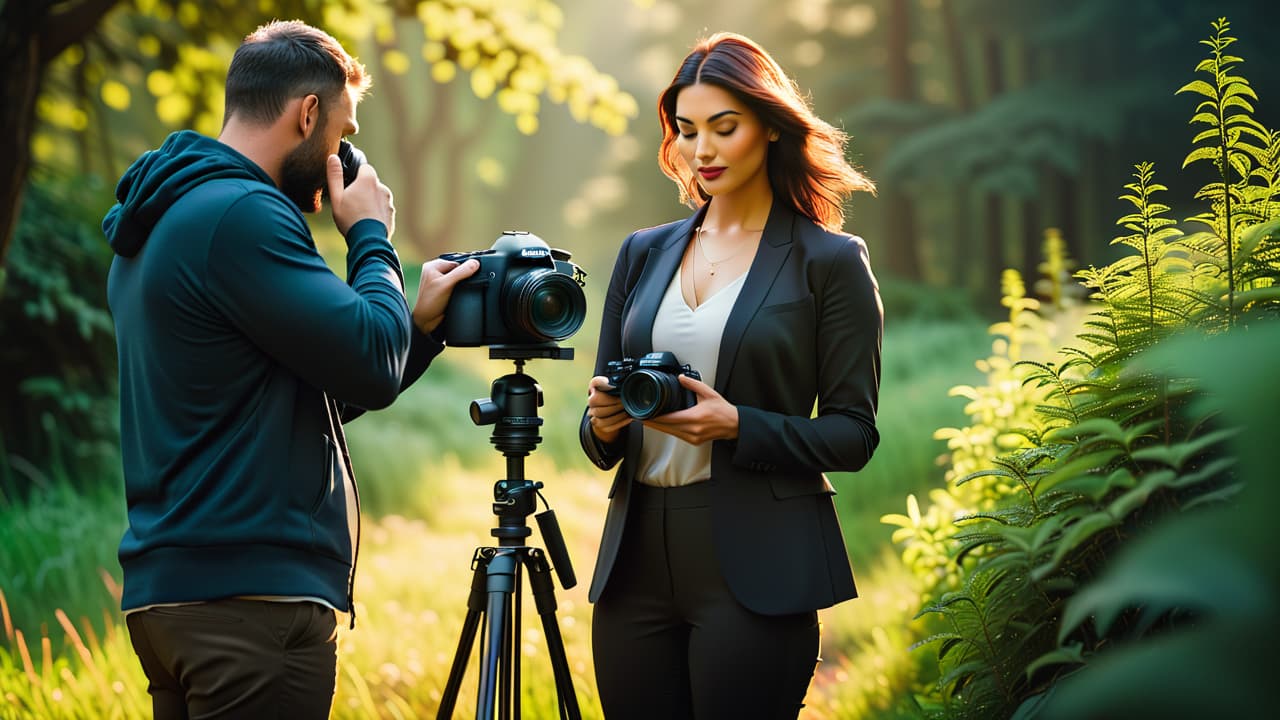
[472,369,545,455]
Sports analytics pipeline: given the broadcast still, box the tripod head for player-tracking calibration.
[469,349,577,589]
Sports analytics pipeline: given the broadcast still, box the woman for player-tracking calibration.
[579,32,882,719]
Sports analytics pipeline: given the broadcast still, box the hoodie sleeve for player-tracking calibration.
[205,190,414,410]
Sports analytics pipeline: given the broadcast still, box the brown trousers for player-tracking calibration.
[126,598,338,720]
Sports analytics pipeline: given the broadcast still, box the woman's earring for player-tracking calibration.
[769,130,780,142]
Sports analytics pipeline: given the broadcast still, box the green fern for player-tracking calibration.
[891,18,1278,719]
[1178,17,1271,324]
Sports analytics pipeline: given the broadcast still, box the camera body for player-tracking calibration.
[604,351,702,420]
[337,140,366,187]
[439,231,587,347]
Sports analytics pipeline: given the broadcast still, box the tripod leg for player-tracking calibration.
[509,561,524,720]
[525,549,582,720]
[477,551,518,720]
[438,551,493,720]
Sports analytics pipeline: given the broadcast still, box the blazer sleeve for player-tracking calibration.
[733,236,882,473]
[580,231,639,471]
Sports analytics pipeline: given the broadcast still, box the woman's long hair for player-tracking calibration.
[657,33,874,232]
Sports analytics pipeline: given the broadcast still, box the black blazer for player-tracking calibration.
[580,200,883,616]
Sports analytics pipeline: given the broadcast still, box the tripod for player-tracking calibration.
[437,347,582,720]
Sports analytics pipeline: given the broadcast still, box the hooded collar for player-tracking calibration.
[102,131,275,257]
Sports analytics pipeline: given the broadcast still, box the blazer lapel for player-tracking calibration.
[622,204,708,359]
[713,200,796,394]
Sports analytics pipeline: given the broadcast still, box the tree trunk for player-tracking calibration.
[940,0,974,289]
[1021,193,1040,282]
[980,33,1006,299]
[984,194,1004,286]
[0,6,47,272]
[883,0,922,279]
[0,0,119,270]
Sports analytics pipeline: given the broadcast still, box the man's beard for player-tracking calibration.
[279,129,330,214]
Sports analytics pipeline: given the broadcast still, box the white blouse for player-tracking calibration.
[635,264,747,487]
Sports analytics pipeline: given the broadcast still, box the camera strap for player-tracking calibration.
[323,393,361,629]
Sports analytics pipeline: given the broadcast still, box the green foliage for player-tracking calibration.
[883,268,1069,594]
[35,0,635,170]
[0,174,119,500]
[0,479,126,640]
[1026,327,1280,719]
[885,18,1280,719]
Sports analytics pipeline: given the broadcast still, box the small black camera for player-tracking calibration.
[337,140,365,187]
[439,231,587,347]
[604,351,702,420]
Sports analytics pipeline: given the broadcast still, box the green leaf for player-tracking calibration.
[939,660,989,693]
[910,632,966,652]
[1042,417,1126,446]
[1038,511,1118,578]
[1191,127,1221,145]
[1188,111,1219,127]
[1058,512,1271,643]
[1052,467,1135,501]
[1129,428,1238,468]
[1182,146,1221,168]
[1181,481,1244,510]
[956,467,1021,487]
[1025,643,1086,680]
[1105,469,1176,519]
[1230,285,1280,309]
[1038,449,1125,494]
[1176,79,1218,99]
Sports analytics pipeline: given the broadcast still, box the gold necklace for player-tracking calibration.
[694,226,751,276]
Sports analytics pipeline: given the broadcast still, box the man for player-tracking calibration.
[102,20,478,718]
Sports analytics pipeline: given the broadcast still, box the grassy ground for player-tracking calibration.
[0,315,986,718]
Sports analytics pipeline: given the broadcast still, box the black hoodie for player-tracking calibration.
[104,130,441,614]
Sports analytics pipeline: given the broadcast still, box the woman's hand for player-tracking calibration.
[643,374,739,445]
[587,375,632,442]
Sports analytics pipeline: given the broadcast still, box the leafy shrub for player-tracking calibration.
[884,18,1280,719]
[0,173,118,500]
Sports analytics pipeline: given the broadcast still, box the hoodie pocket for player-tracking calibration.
[314,434,340,517]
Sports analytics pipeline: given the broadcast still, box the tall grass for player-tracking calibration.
[0,480,125,639]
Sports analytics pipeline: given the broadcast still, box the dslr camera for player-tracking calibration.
[439,231,587,347]
[604,351,702,420]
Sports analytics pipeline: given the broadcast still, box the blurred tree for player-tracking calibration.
[881,0,924,279]
[0,0,637,265]
[870,0,1280,294]
[362,3,638,255]
[0,0,117,270]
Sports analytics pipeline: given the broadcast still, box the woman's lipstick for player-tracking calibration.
[698,166,726,180]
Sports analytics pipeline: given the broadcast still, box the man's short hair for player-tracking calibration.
[224,20,370,127]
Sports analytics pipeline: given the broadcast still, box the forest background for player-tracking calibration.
[3,1,1278,718]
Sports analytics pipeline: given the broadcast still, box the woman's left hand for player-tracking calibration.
[643,374,739,445]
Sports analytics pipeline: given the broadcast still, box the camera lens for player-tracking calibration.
[620,370,680,420]
[506,269,586,342]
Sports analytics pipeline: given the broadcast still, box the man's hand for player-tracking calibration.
[586,376,631,443]
[327,155,395,238]
[413,258,481,334]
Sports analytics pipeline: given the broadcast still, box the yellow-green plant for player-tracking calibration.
[1037,229,1075,311]
[883,268,1063,596]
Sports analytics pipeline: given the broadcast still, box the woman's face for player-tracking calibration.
[673,82,772,199]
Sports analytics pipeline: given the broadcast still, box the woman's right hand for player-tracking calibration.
[586,375,631,442]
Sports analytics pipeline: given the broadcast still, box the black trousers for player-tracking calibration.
[592,481,821,720]
[126,598,338,720]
